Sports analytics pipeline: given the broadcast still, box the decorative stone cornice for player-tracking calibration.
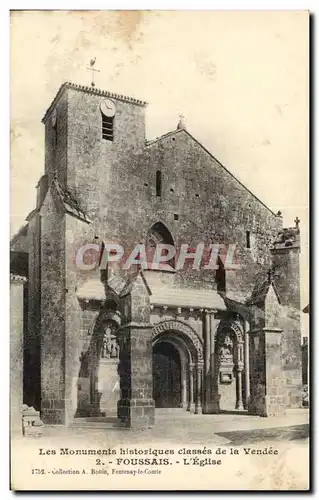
[272,226,300,251]
[118,322,153,332]
[250,327,283,334]
[42,81,148,123]
[10,274,27,283]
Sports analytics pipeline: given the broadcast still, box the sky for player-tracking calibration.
[10,10,309,311]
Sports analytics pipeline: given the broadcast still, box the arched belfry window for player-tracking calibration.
[146,222,175,270]
[101,114,114,141]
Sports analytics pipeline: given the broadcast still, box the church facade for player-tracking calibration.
[11,82,302,429]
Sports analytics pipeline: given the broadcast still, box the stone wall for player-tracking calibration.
[278,305,302,408]
[66,86,146,219]
[25,214,41,410]
[10,275,26,435]
[40,190,66,424]
[64,213,93,422]
[44,85,282,305]
[249,284,302,410]
[272,246,300,310]
[301,338,308,385]
[32,83,302,424]
[44,90,68,187]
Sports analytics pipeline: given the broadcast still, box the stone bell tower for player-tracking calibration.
[42,82,147,218]
[39,82,148,425]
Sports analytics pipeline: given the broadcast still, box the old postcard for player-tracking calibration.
[10,10,309,491]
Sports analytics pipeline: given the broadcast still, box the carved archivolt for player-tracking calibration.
[152,319,203,362]
[99,310,121,327]
[217,319,244,344]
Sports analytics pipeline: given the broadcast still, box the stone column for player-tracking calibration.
[244,320,250,409]
[194,362,203,414]
[203,309,211,413]
[203,312,220,413]
[180,358,187,408]
[117,323,155,429]
[187,363,194,411]
[236,342,244,410]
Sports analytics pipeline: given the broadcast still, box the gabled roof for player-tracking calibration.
[145,127,278,218]
[246,277,281,306]
[26,208,38,221]
[145,128,184,147]
[52,178,91,223]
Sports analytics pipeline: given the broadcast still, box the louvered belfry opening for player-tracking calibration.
[102,114,114,141]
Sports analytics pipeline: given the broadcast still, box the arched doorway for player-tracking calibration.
[151,320,204,413]
[152,341,181,408]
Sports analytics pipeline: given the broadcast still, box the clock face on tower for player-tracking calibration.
[100,99,116,117]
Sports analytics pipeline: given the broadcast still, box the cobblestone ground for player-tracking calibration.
[38,408,309,446]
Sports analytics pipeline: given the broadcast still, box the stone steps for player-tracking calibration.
[70,415,124,429]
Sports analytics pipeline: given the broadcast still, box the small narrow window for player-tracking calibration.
[246,230,251,249]
[216,258,226,294]
[174,214,179,221]
[156,170,162,197]
[52,121,57,148]
[102,114,114,141]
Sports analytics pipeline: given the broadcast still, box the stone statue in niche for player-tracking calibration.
[219,334,233,364]
[102,333,110,358]
[218,333,234,384]
[101,325,119,359]
[110,341,119,358]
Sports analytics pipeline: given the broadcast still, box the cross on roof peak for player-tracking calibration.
[177,113,186,130]
[294,216,300,229]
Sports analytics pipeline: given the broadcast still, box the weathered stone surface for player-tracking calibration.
[249,328,286,417]
[10,275,26,435]
[13,82,303,425]
[22,405,44,437]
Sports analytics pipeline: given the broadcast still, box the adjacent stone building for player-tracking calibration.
[11,82,303,429]
[10,274,26,435]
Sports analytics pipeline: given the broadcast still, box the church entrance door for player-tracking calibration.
[152,341,181,408]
